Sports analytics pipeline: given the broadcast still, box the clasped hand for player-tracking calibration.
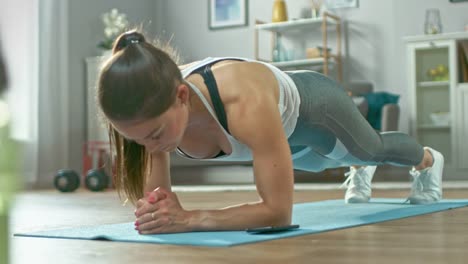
[134,187,190,234]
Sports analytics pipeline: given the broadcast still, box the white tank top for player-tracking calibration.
[176,57,301,161]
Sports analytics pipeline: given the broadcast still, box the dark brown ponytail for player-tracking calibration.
[97,30,182,204]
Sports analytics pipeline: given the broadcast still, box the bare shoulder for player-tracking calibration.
[212,61,283,146]
[212,61,279,106]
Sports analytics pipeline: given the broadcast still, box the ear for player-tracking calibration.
[175,83,190,106]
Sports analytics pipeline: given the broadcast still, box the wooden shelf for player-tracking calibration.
[255,17,337,34]
[270,57,335,68]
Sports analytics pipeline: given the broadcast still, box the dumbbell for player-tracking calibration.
[85,169,109,192]
[54,169,80,192]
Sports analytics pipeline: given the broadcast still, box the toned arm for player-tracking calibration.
[187,67,294,230]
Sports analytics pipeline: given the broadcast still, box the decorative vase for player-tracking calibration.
[424,9,442,35]
[272,0,288,23]
[272,35,287,62]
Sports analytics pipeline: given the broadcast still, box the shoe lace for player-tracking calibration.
[340,168,370,190]
[340,171,353,189]
[404,169,424,203]
[410,169,424,192]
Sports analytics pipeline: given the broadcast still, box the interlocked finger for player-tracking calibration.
[135,201,160,218]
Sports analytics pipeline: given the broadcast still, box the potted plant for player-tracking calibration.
[97,8,129,55]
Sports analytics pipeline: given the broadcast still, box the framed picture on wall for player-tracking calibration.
[209,0,248,30]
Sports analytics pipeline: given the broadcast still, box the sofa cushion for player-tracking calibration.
[352,96,369,117]
[363,92,400,130]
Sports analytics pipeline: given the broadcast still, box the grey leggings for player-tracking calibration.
[286,71,424,172]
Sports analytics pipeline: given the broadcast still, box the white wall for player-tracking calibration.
[159,0,468,133]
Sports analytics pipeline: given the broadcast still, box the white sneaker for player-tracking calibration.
[408,147,444,204]
[342,166,377,203]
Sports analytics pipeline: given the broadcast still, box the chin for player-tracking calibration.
[164,145,178,152]
[148,148,160,154]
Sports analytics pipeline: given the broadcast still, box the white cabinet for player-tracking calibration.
[85,56,109,143]
[405,32,468,174]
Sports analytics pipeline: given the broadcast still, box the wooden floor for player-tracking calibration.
[9,187,468,264]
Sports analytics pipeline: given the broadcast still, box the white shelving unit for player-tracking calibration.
[269,57,329,68]
[254,12,342,82]
[405,32,468,176]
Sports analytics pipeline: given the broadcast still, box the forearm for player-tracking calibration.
[144,151,171,193]
[188,159,293,231]
[184,147,295,232]
[185,137,295,231]
[187,200,292,231]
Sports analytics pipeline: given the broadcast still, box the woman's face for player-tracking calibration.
[110,85,190,154]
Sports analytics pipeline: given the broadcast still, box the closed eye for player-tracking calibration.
[143,125,164,141]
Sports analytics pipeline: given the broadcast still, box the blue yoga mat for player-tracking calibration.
[15,198,468,247]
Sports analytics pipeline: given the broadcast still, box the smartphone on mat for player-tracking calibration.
[245,224,300,234]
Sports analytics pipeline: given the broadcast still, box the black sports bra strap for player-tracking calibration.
[193,59,244,134]
[196,65,230,133]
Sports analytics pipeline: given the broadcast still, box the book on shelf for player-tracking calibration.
[458,41,468,83]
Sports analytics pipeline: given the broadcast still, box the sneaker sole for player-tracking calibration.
[346,196,370,203]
